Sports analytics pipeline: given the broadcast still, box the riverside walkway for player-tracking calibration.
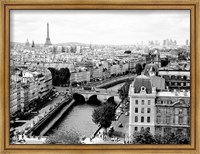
[40,99,75,136]
[26,97,75,137]
[96,75,135,88]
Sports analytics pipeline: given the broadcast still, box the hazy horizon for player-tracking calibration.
[10,10,190,45]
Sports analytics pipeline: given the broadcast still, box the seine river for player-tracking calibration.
[47,82,125,137]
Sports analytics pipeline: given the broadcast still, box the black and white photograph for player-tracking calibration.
[9,10,190,144]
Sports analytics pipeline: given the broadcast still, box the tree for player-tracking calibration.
[161,58,170,67]
[48,67,70,86]
[130,130,190,144]
[135,63,143,75]
[162,132,190,144]
[142,63,146,70]
[59,68,70,86]
[118,79,132,100]
[132,128,155,144]
[45,129,81,144]
[124,50,131,54]
[107,96,117,107]
[92,104,116,129]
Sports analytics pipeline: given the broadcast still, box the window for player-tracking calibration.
[179,109,183,114]
[177,129,183,135]
[147,127,150,131]
[156,127,162,134]
[135,100,138,105]
[135,108,138,113]
[148,100,151,105]
[147,108,151,113]
[157,116,161,124]
[135,127,138,131]
[166,108,170,114]
[179,116,183,125]
[141,108,144,113]
[141,116,144,122]
[164,128,171,134]
[157,108,161,114]
[147,117,150,123]
[141,127,144,131]
[135,116,138,122]
[166,116,170,124]
[142,100,144,105]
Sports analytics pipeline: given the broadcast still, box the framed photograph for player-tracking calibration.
[0,0,199,153]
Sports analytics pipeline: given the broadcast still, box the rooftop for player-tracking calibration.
[133,74,152,93]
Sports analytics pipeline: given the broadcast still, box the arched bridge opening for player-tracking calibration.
[73,93,86,104]
[87,95,102,105]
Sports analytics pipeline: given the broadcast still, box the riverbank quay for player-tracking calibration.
[11,97,75,144]
[10,87,70,142]
[84,98,129,144]
[25,97,74,136]
[12,93,65,129]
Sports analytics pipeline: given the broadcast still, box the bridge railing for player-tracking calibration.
[74,90,119,95]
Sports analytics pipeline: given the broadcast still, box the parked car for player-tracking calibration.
[125,112,129,116]
[60,91,65,96]
[48,98,52,101]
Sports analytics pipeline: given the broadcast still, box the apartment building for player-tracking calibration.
[128,74,190,138]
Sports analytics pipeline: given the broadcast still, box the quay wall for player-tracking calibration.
[26,98,75,136]
[96,75,135,89]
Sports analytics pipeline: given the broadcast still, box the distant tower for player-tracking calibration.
[186,40,189,46]
[32,40,35,48]
[163,39,166,46]
[25,39,30,47]
[44,22,52,46]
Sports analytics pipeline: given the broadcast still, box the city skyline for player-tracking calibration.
[10,10,190,45]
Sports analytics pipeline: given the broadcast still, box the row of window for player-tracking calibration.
[161,75,189,80]
[166,82,189,87]
[134,127,150,131]
[134,116,151,123]
[135,100,151,105]
[156,116,185,125]
[135,107,151,113]
[155,127,189,136]
[157,108,185,114]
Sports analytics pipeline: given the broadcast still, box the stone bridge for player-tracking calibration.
[74,89,121,103]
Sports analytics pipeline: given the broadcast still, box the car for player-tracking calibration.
[48,98,52,101]
[125,112,129,116]
[60,92,65,96]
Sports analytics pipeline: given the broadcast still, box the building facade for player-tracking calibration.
[128,74,190,138]
[158,70,190,90]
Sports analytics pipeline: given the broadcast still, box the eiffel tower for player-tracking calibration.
[44,22,52,46]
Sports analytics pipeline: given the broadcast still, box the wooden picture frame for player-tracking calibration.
[0,0,199,153]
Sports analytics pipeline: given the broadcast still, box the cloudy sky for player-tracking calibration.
[10,10,190,45]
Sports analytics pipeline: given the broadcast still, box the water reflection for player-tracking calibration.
[49,104,98,137]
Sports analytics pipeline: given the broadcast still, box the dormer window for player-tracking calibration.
[141,86,146,93]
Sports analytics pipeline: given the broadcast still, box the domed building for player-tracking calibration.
[128,73,190,140]
[128,74,157,136]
